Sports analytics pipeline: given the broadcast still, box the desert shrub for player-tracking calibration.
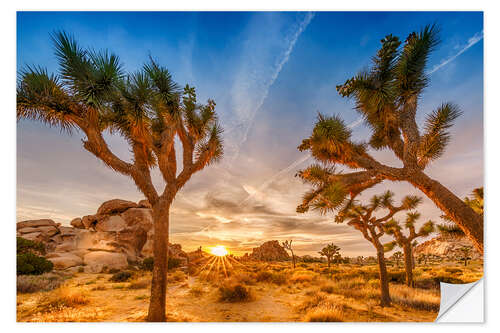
[305,305,344,322]
[140,257,154,271]
[77,267,84,273]
[17,237,45,255]
[109,271,132,282]
[388,271,406,284]
[256,271,273,282]
[219,282,252,302]
[290,270,317,283]
[168,258,183,269]
[271,272,288,285]
[168,270,186,283]
[296,291,327,312]
[107,268,120,274]
[17,273,64,293]
[390,285,440,311]
[445,267,463,274]
[17,252,53,275]
[189,284,205,297]
[91,285,107,291]
[34,286,89,314]
[432,275,464,284]
[320,284,335,294]
[128,278,150,289]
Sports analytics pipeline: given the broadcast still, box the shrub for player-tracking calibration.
[17,237,45,255]
[128,279,150,290]
[219,282,252,302]
[141,257,154,271]
[189,284,205,297]
[388,271,406,284]
[168,270,186,283]
[77,267,84,273]
[320,284,335,294]
[17,273,64,293]
[168,258,183,270]
[17,252,53,275]
[256,271,273,282]
[37,286,89,311]
[109,271,132,282]
[305,305,344,322]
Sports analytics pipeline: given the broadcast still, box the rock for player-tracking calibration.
[37,226,59,237]
[20,232,43,242]
[249,240,290,261]
[414,236,483,260]
[54,240,77,252]
[115,228,148,261]
[48,253,83,269]
[18,227,40,234]
[95,215,127,232]
[74,230,118,252]
[120,208,153,230]
[81,215,99,229]
[97,199,138,215]
[70,218,84,229]
[59,226,79,237]
[17,219,57,230]
[138,199,152,209]
[83,251,128,273]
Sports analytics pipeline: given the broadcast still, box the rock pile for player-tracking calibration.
[247,240,290,261]
[17,198,186,273]
[414,235,482,260]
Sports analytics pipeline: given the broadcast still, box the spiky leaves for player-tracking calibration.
[418,103,462,167]
[17,66,78,133]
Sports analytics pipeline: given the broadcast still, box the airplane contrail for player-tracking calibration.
[239,116,364,206]
[230,12,315,163]
[427,30,483,75]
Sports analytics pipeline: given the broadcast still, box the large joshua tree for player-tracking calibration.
[318,243,341,267]
[296,25,483,253]
[320,191,421,306]
[16,32,223,321]
[384,212,435,287]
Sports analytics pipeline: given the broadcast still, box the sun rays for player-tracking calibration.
[193,246,249,280]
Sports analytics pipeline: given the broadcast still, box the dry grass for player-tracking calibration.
[305,304,345,322]
[17,272,67,293]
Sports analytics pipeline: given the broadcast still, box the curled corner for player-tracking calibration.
[435,278,484,322]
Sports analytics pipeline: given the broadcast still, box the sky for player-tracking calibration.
[16,11,483,257]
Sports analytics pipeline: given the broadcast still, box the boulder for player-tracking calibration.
[59,226,79,237]
[74,230,118,252]
[120,208,153,230]
[249,240,290,262]
[37,226,59,237]
[81,215,99,229]
[138,199,152,209]
[96,199,138,215]
[20,232,43,242]
[17,219,57,230]
[95,215,127,232]
[70,218,84,229]
[18,227,40,234]
[48,253,83,270]
[414,236,482,260]
[83,251,128,273]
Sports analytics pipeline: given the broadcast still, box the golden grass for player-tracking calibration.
[305,304,345,322]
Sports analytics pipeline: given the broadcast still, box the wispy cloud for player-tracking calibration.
[427,30,483,75]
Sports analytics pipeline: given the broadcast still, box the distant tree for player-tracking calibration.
[318,243,341,267]
[17,32,224,322]
[313,191,421,306]
[282,240,296,269]
[457,246,473,267]
[333,253,343,265]
[384,211,435,287]
[356,256,365,266]
[392,251,403,268]
[296,25,483,253]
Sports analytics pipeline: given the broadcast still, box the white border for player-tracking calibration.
[3,1,499,331]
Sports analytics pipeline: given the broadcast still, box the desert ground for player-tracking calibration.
[17,255,483,322]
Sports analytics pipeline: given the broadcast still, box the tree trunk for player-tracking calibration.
[291,251,296,269]
[147,199,170,322]
[375,246,391,307]
[411,172,483,254]
[327,257,331,268]
[403,242,414,287]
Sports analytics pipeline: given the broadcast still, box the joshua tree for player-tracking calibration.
[356,256,365,266]
[384,212,435,286]
[17,32,223,322]
[311,190,421,307]
[333,253,343,265]
[318,243,341,267]
[457,246,473,267]
[282,240,296,269]
[392,251,403,268]
[296,25,483,253]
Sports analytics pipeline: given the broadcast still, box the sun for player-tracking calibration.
[210,245,229,257]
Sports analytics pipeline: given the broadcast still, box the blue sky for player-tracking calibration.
[17,12,483,256]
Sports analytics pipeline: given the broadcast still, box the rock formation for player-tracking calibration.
[16,198,186,273]
[414,235,483,260]
[248,240,290,261]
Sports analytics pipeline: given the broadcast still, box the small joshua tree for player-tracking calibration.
[392,251,403,268]
[384,211,435,287]
[356,256,365,266]
[324,191,421,307]
[318,243,341,267]
[282,240,296,269]
[457,246,473,267]
[333,253,343,265]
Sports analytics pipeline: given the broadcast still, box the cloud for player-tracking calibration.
[427,30,483,75]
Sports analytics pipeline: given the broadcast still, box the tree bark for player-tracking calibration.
[411,172,483,254]
[375,246,391,307]
[327,257,331,268]
[402,242,414,287]
[147,199,170,322]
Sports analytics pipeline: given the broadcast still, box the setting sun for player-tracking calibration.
[210,245,229,257]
